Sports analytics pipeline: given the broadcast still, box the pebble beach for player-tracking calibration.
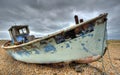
[0,40,120,75]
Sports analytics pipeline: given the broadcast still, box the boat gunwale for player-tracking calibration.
[2,13,108,49]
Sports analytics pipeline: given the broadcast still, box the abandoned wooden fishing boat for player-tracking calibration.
[2,13,108,64]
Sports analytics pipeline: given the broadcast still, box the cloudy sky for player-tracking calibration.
[0,0,120,40]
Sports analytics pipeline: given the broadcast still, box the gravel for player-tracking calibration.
[0,40,120,75]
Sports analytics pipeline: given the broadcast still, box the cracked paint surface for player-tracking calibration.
[5,18,107,63]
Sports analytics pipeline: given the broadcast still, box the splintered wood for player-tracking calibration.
[0,40,120,75]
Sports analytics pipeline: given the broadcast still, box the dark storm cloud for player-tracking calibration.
[0,0,120,39]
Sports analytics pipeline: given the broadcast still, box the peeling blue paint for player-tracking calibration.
[61,46,63,48]
[16,50,24,56]
[81,35,86,38]
[98,39,101,41]
[69,40,72,43]
[81,43,85,46]
[82,46,97,55]
[66,43,70,48]
[87,34,90,36]
[83,47,89,52]
[24,51,31,56]
[16,50,31,56]
[34,49,40,54]
[91,34,93,37]
[88,34,93,37]
[44,44,56,52]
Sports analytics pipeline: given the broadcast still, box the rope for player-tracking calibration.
[101,55,107,75]
[100,21,120,75]
[101,21,108,75]
[107,45,120,75]
[93,18,120,75]
[105,19,120,75]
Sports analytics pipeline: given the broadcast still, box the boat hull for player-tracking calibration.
[2,14,108,63]
[7,21,107,63]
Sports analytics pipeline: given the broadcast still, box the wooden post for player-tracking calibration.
[74,15,79,24]
[80,19,84,23]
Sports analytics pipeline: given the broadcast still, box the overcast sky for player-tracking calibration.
[0,0,120,40]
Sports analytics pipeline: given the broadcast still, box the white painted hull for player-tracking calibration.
[7,23,107,63]
[2,14,108,63]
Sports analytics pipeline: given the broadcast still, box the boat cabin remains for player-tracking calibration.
[9,15,95,45]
